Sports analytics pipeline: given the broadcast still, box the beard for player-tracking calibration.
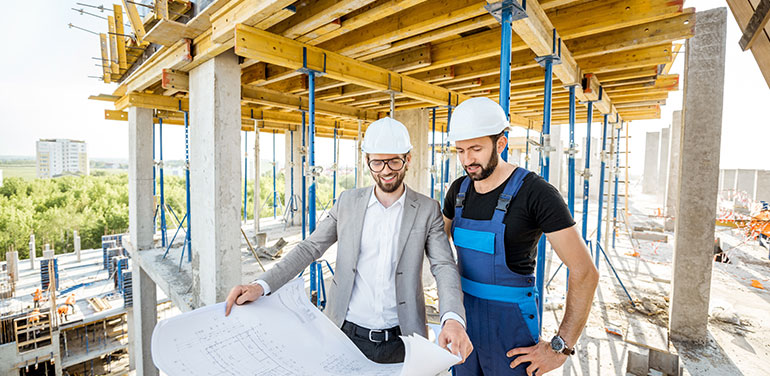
[373,167,407,193]
[464,150,499,181]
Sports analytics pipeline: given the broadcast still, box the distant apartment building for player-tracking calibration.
[36,139,89,178]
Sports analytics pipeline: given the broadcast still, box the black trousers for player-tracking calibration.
[341,321,405,364]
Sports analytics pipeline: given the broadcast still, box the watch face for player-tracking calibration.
[551,336,565,352]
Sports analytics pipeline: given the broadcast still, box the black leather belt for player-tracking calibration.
[342,321,401,343]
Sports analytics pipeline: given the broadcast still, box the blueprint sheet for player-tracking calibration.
[151,278,460,376]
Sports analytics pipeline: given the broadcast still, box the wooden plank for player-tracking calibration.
[297,19,342,43]
[317,0,488,57]
[122,0,147,41]
[357,14,499,60]
[739,0,770,50]
[144,18,199,46]
[242,62,267,85]
[564,11,695,59]
[114,4,128,72]
[366,44,432,72]
[304,0,428,46]
[161,69,189,92]
[105,110,128,121]
[242,85,382,121]
[125,38,192,92]
[115,93,190,112]
[108,15,120,75]
[269,0,375,39]
[210,0,297,44]
[99,33,111,83]
[155,0,170,20]
[727,0,770,87]
[234,24,470,108]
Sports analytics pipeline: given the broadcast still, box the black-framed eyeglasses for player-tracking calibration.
[368,157,406,172]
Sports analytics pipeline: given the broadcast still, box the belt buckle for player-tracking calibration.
[368,329,387,343]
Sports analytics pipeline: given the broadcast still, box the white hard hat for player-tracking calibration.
[448,97,510,142]
[361,117,413,154]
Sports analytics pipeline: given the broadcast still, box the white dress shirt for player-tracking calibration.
[256,186,465,330]
[345,188,407,329]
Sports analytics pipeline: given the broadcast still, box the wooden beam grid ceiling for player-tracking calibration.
[91,0,695,136]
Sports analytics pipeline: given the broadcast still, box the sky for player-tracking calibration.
[1,0,768,177]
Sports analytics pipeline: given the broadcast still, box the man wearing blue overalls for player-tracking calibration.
[443,98,599,376]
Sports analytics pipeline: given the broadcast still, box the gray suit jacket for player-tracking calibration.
[260,185,465,337]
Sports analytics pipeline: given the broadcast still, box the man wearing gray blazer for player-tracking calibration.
[225,117,472,364]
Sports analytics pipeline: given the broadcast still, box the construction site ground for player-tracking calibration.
[139,178,770,375]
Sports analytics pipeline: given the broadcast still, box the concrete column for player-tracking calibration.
[128,106,155,250]
[394,109,429,195]
[664,111,683,231]
[642,131,660,194]
[29,234,36,269]
[284,130,302,225]
[6,251,18,282]
[669,8,727,344]
[73,231,81,262]
[132,266,158,376]
[657,127,670,205]
[549,124,562,192]
[735,169,756,198]
[589,136,601,199]
[43,250,55,259]
[253,128,261,233]
[190,49,242,307]
[721,168,737,192]
[754,170,770,202]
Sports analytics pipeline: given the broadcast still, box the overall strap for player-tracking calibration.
[491,167,530,223]
[455,176,472,218]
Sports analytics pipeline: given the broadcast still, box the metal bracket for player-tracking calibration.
[484,0,528,23]
[535,54,562,67]
[305,165,323,177]
[564,147,578,156]
[540,135,555,153]
[579,168,592,178]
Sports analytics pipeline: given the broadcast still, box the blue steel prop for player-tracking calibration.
[595,114,609,269]
[301,112,307,240]
[486,0,526,161]
[565,84,578,290]
[440,95,455,208]
[290,130,295,222]
[297,47,333,310]
[431,107,436,199]
[533,28,562,323]
[159,103,191,268]
[333,126,337,204]
[158,116,168,248]
[243,131,248,221]
[581,89,598,243]
[612,121,621,249]
[272,130,277,219]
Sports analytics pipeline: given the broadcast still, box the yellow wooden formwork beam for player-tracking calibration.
[302,0,427,46]
[108,15,120,75]
[161,69,189,93]
[232,25,532,125]
[241,85,382,121]
[122,0,146,42]
[114,4,128,72]
[115,93,189,112]
[99,33,111,83]
[269,0,374,40]
[209,0,297,44]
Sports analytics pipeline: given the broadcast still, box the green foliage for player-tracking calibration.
[0,170,359,261]
[0,175,129,261]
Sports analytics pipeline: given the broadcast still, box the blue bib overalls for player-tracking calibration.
[452,168,540,375]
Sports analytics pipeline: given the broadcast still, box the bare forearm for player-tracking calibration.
[558,267,599,346]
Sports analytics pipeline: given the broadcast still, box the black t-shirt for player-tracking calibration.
[442,169,575,275]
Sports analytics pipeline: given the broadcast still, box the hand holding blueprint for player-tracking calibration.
[151,278,460,375]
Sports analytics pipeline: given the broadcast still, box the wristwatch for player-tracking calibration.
[550,335,575,356]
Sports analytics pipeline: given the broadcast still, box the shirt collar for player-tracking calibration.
[368,185,407,209]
